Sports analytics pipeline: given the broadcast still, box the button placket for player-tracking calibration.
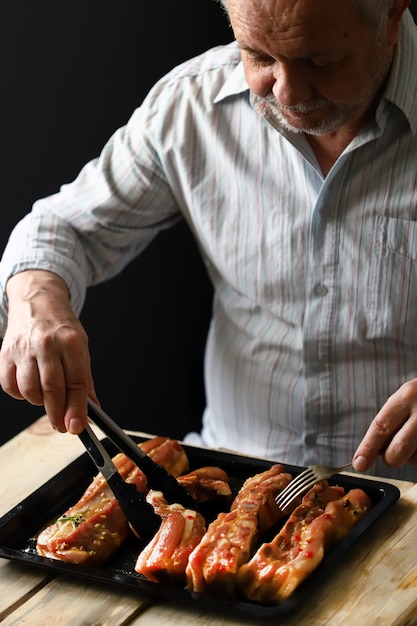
[302,188,338,458]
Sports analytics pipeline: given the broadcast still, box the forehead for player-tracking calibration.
[228,0,363,54]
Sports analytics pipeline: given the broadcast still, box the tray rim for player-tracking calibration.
[0,436,401,618]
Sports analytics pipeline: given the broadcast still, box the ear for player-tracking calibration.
[386,0,411,45]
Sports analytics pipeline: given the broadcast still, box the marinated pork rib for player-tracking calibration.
[36,436,189,565]
[237,480,373,604]
[177,466,232,503]
[135,466,231,584]
[185,464,293,597]
[135,490,206,584]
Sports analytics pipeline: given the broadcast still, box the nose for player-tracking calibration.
[270,62,313,107]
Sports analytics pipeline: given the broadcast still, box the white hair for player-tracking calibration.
[353,0,395,12]
[217,0,396,22]
[352,0,396,31]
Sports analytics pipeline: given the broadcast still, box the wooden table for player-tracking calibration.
[1,416,417,625]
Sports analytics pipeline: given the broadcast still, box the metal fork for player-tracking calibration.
[275,463,353,512]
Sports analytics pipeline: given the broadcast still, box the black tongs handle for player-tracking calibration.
[78,424,161,543]
[87,398,195,509]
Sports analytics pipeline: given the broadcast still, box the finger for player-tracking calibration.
[62,391,90,434]
[14,357,45,405]
[0,362,24,400]
[0,347,45,405]
[379,414,417,467]
[0,348,26,400]
[353,403,409,472]
[353,379,417,471]
[37,355,68,432]
[58,338,94,435]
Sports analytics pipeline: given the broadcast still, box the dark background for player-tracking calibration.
[0,0,232,444]
[0,2,416,445]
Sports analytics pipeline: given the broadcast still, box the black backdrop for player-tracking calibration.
[0,0,232,444]
[0,2,416,444]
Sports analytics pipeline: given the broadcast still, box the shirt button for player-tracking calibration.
[314,284,328,297]
[305,434,317,447]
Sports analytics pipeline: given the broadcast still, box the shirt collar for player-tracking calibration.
[379,9,417,133]
[213,46,249,103]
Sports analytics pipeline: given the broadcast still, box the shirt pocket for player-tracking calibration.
[366,216,417,345]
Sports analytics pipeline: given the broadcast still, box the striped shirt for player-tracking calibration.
[1,11,417,479]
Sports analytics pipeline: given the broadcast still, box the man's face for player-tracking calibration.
[228,0,398,135]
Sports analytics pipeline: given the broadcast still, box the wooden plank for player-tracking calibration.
[128,598,258,626]
[0,574,154,626]
[0,561,54,622]
[0,416,88,516]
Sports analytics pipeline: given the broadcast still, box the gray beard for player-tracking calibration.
[262,95,354,135]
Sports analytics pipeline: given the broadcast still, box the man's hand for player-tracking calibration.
[353,378,417,472]
[0,270,97,434]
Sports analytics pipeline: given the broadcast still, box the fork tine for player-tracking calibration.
[276,479,316,511]
[275,473,317,511]
[280,468,315,491]
[276,468,315,498]
[275,467,315,499]
[277,472,316,500]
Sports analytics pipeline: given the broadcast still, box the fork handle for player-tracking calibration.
[337,464,354,473]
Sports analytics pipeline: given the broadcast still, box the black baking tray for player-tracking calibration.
[0,436,400,618]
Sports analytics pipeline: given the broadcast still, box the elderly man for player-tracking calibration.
[0,0,416,480]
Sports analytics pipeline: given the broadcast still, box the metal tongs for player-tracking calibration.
[78,398,195,542]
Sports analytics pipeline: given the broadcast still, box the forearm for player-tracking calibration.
[6,270,72,316]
